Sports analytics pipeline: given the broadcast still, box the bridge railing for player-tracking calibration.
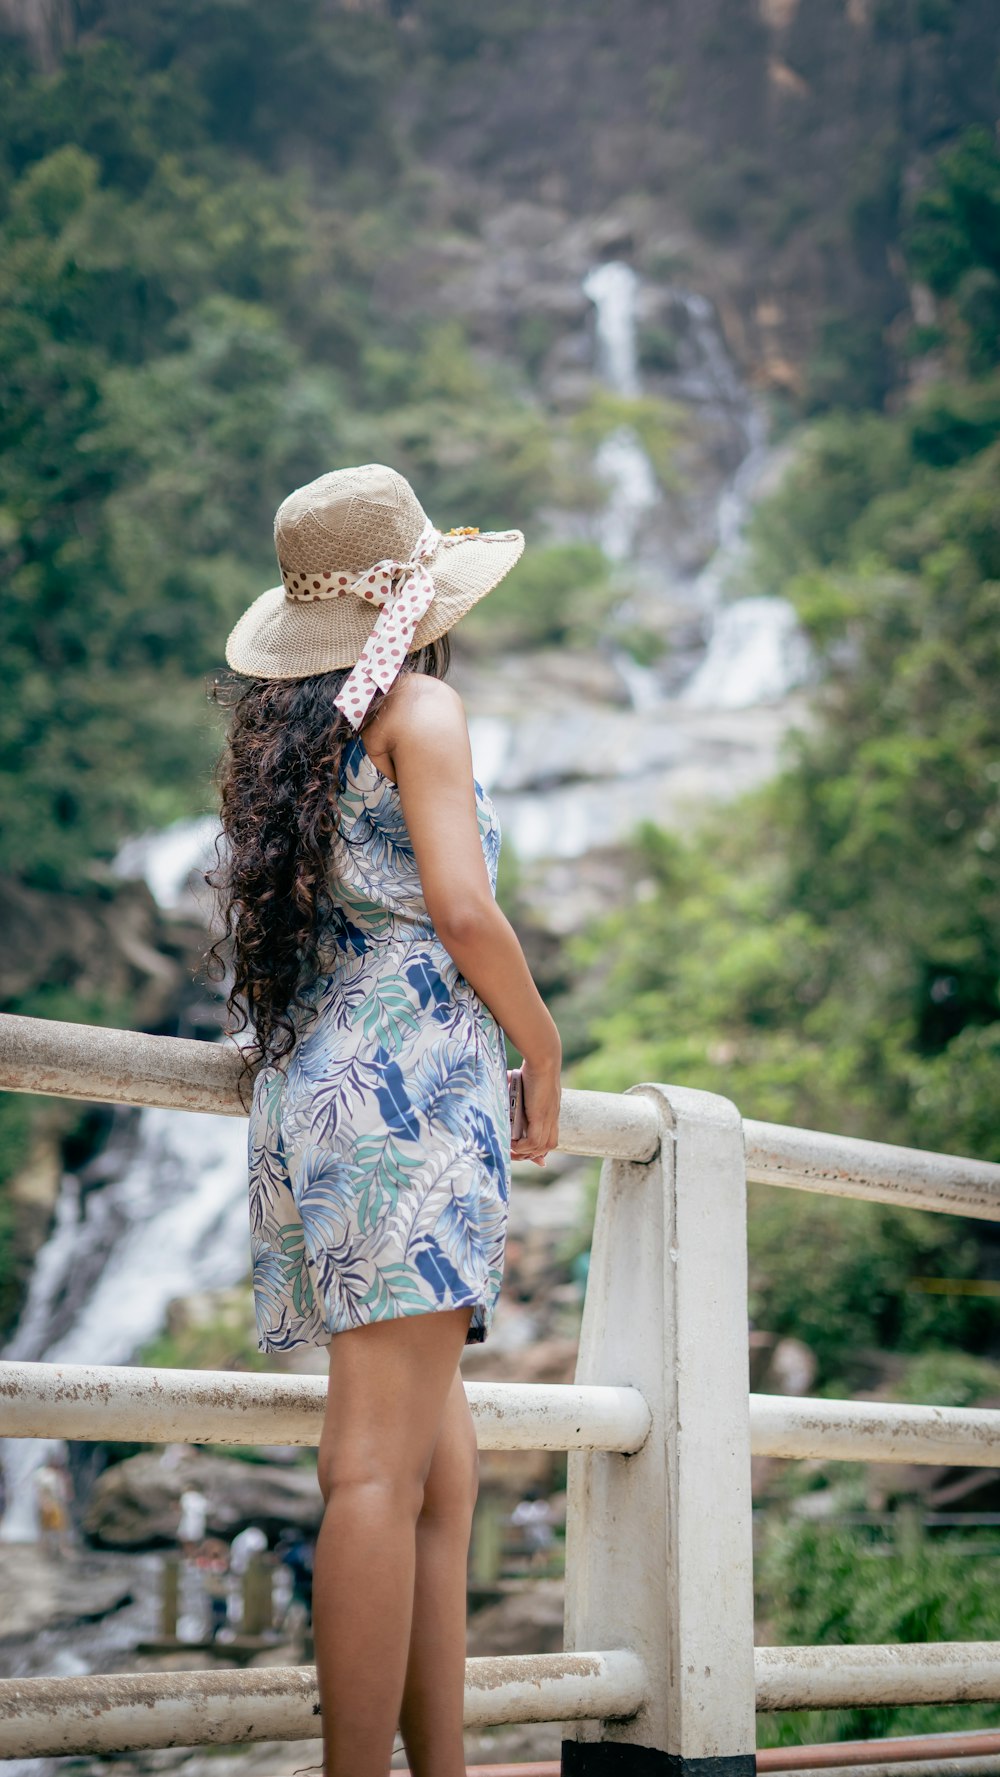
[1,1012,1000,1775]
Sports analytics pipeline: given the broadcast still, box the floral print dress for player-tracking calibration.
[248,730,511,1352]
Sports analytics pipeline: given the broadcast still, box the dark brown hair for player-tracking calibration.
[206,637,451,1088]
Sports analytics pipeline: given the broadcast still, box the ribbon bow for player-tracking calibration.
[332,519,443,732]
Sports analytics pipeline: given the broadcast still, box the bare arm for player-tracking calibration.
[382,676,561,1162]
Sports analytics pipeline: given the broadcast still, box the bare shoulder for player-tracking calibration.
[381,672,470,756]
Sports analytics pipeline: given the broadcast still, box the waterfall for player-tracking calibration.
[681,596,814,709]
[0,1104,251,1541]
[581,261,659,562]
[112,812,221,917]
[582,258,810,713]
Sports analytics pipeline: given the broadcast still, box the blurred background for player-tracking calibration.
[1,0,999,1770]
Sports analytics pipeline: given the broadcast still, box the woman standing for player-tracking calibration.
[213,464,562,1777]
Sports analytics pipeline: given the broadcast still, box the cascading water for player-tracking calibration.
[112,814,221,920]
[580,261,660,563]
[470,260,813,871]
[0,1100,251,1541]
[680,595,813,708]
[582,259,810,714]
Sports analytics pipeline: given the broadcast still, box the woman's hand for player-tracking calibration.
[511,1056,562,1168]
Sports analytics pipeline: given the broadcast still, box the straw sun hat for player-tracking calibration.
[225,463,524,731]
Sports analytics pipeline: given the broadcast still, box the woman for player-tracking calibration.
[212,463,562,1777]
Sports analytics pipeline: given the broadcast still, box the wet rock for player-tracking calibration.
[83,1448,323,1551]
[467,1576,565,1656]
[0,874,203,1033]
[0,1542,137,1642]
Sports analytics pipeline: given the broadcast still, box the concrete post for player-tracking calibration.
[562,1083,756,1777]
[160,1554,179,1640]
[242,1556,273,1635]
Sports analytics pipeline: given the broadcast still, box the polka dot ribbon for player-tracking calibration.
[332,519,443,731]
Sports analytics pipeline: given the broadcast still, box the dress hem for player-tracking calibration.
[255,1292,494,1356]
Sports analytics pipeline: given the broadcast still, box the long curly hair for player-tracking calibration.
[206,637,452,1090]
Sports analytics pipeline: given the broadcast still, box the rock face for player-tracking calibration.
[0,1541,137,1642]
[0,873,210,1036]
[83,1448,323,1551]
[467,1577,565,1656]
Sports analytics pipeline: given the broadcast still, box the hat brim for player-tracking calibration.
[224,528,525,681]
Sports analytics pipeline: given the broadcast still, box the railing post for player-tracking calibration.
[562,1083,756,1777]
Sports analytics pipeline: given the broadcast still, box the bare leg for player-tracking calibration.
[398,1367,479,1777]
[313,1305,473,1777]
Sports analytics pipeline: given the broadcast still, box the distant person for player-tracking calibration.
[196,1536,232,1640]
[177,1486,209,1560]
[511,1487,556,1569]
[275,1527,316,1623]
[229,1523,268,1575]
[211,465,562,1777]
[34,1453,74,1559]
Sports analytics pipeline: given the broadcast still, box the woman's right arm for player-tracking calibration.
[386,675,562,1165]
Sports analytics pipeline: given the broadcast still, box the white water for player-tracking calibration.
[681,595,814,709]
[0,1105,251,1541]
[581,261,660,562]
[583,260,810,712]
[113,813,221,916]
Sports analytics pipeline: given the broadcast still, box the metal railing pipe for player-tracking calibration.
[0,1013,660,1162]
[744,1120,1000,1221]
[0,1651,648,1758]
[762,1757,1000,1775]
[750,1393,1000,1468]
[0,1360,652,1454]
[756,1724,1000,1771]
[756,1642,1000,1711]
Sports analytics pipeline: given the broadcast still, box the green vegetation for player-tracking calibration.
[0,20,584,898]
[565,361,1000,1167]
[460,544,618,652]
[556,129,1000,1733]
[904,124,1000,375]
[756,1512,1000,1748]
[562,334,1000,1405]
[138,1290,271,1376]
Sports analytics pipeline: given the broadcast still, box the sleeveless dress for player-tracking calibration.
[247,730,511,1353]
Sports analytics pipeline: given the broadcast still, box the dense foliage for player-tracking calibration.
[0,27,559,890]
[756,1510,1000,1748]
[568,375,1000,1154]
[563,137,1000,1402]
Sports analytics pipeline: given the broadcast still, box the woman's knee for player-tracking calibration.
[317,1448,426,1520]
[419,1405,480,1527]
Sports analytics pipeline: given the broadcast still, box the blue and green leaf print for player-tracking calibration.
[414,1239,469,1304]
[434,1185,484,1279]
[359,1262,433,1321]
[370,1045,421,1140]
[293,1146,360,1247]
[404,955,452,1021]
[409,1042,479,1136]
[466,1106,510,1201]
[248,732,511,1353]
[358,978,422,1050]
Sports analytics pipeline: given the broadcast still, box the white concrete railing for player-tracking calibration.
[2,1360,652,1454]
[0,1651,651,1759]
[7,1358,1000,1470]
[2,1012,1000,1776]
[0,1013,660,1161]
